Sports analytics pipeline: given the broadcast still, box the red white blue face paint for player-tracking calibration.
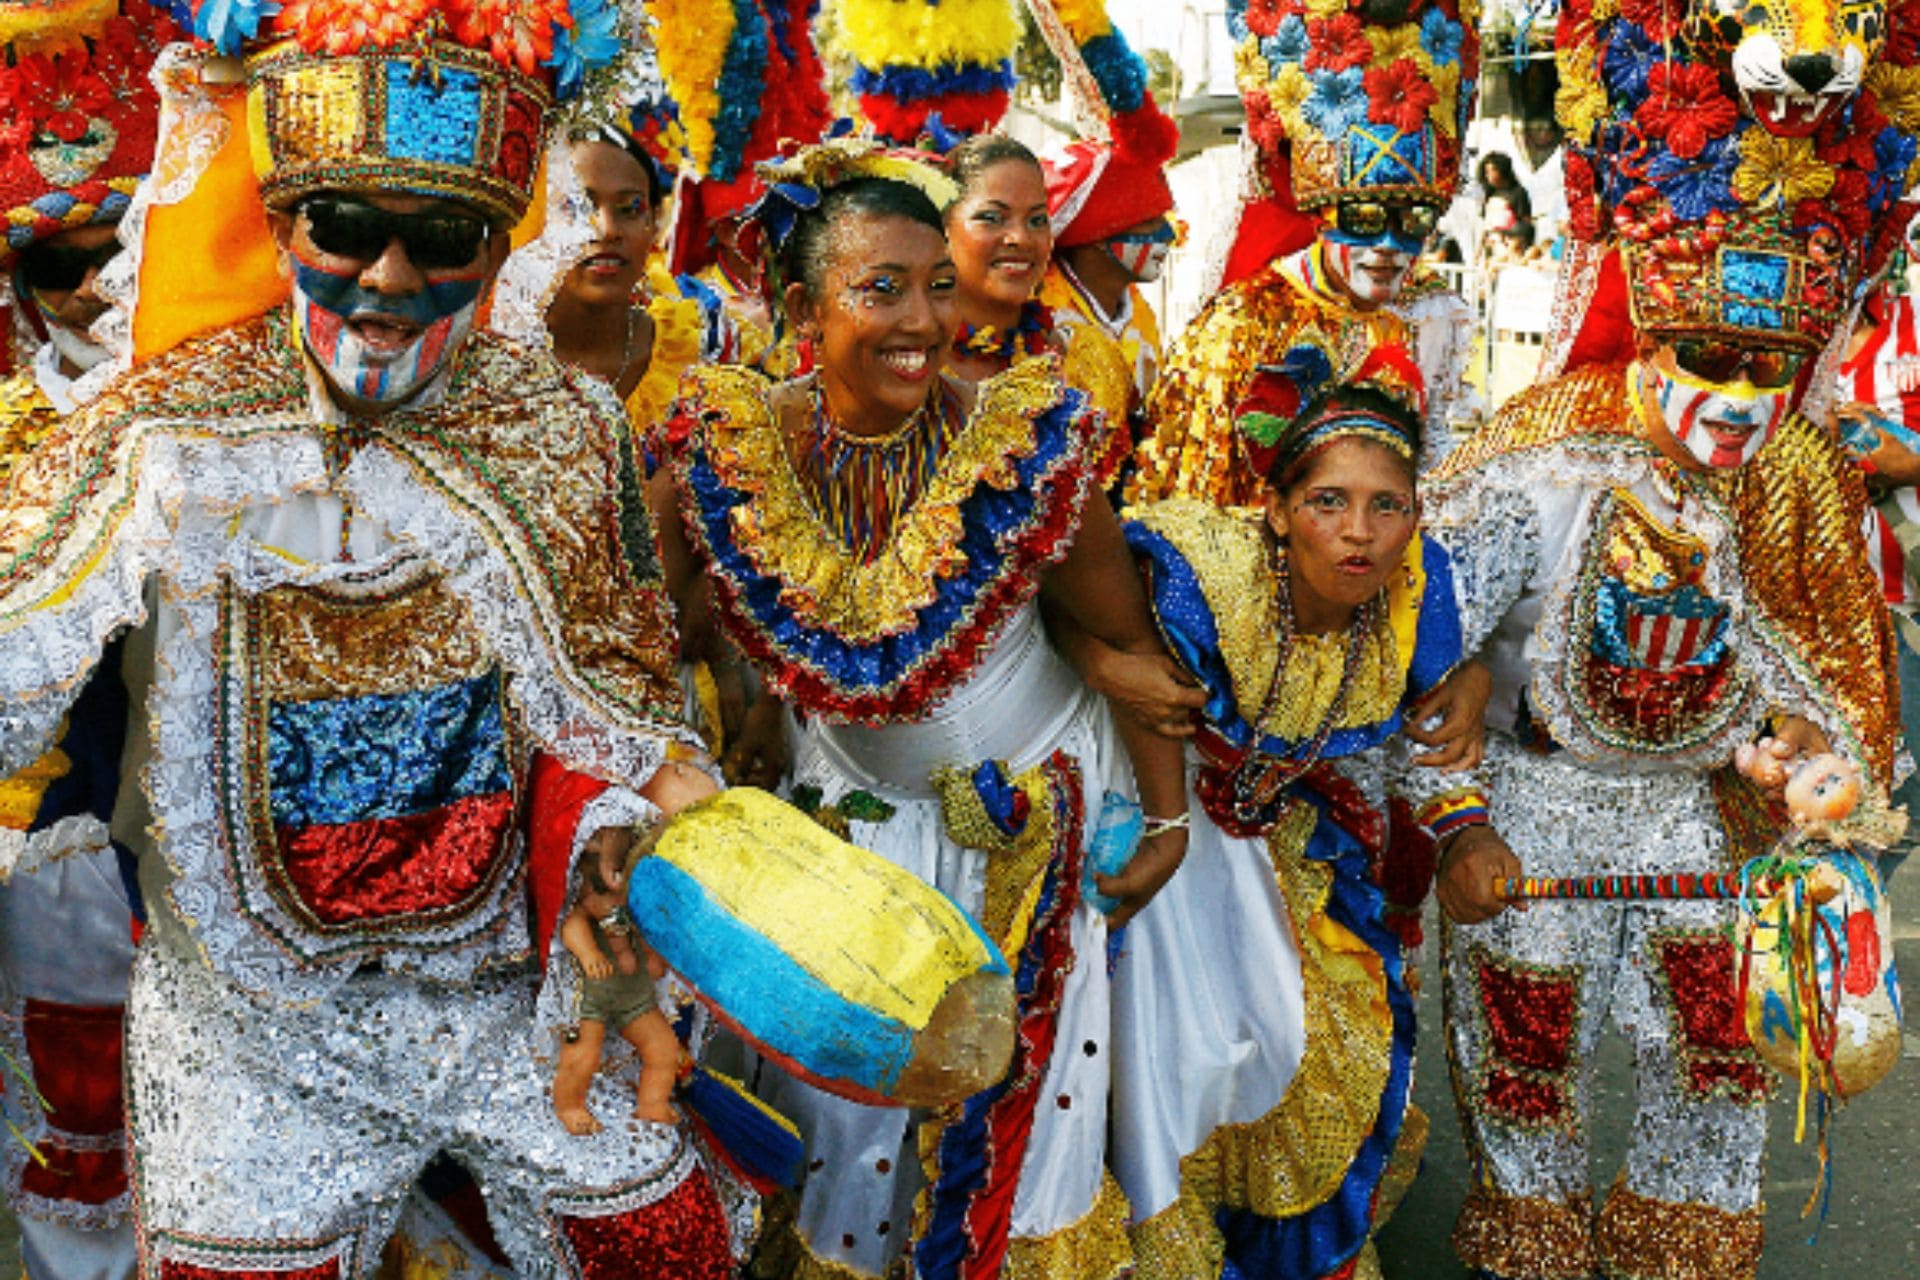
[1104,222,1176,283]
[290,249,487,407]
[1324,237,1415,307]
[1649,361,1789,469]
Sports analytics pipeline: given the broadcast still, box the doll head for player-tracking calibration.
[1784,753,1863,827]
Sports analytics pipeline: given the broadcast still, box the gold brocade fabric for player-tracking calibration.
[623,289,706,447]
[1055,322,1133,480]
[672,361,1066,642]
[1130,248,1408,508]
[0,311,686,729]
[0,374,59,493]
[1594,1176,1764,1280]
[1429,360,1898,791]
[254,579,490,701]
[1000,1171,1135,1280]
[1451,1186,1597,1280]
[1130,802,1395,1279]
[1124,500,1412,739]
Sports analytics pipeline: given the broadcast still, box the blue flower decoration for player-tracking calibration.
[1872,128,1917,213]
[545,0,622,101]
[1303,68,1367,139]
[1419,9,1462,68]
[1264,16,1310,68]
[192,0,280,56]
[1647,135,1740,220]
[1601,23,1663,104]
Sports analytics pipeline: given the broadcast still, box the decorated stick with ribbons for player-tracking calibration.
[1492,871,1815,903]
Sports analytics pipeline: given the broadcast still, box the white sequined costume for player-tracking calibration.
[1424,364,1897,1280]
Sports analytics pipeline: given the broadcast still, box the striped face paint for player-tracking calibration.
[1324,237,1414,307]
[1104,222,1175,282]
[290,249,487,407]
[1649,360,1789,470]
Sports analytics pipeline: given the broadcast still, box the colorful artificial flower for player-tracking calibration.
[1431,62,1460,135]
[1301,0,1344,18]
[17,51,112,143]
[1564,148,1600,239]
[1618,0,1680,41]
[1418,7,1461,66]
[1867,63,1920,133]
[1796,168,1870,239]
[273,0,432,53]
[1646,134,1739,220]
[1732,130,1835,208]
[1268,62,1311,132]
[192,0,282,55]
[1888,0,1920,65]
[1590,0,1619,19]
[545,0,620,98]
[1635,63,1736,159]
[1243,90,1289,153]
[1243,0,1286,38]
[1304,14,1370,73]
[1302,66,1366,136]
[1365,59,1437,134]
[1262,14,1309,67]
[1368,24,1422,70]
[1873,125,1920,207]
[1555,48,1607,142]
[445,0,572,77]
[1601,21,1662,102]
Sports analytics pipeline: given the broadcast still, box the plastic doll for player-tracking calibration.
[552,824,683,1134]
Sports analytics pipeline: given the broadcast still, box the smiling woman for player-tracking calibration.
[648,138,1190,1278]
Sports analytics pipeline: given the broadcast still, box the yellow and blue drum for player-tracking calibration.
[628,787,1015,1108]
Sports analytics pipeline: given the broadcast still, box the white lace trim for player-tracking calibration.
[1432,448,1842,776]
[490,137,596,351]
[0,815,112,883]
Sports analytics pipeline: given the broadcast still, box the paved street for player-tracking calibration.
[1378,884,1920,1278]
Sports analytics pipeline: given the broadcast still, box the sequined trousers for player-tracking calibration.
[125,937,739,1280]
[1442,746,1769,1280]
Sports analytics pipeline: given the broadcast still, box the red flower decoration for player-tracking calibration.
[1890,0,1920,65]
[1634,63,1737,159]
[1796,170,1871,239]
[275,0,437,54]
[17,52,113,144]
[1364,60,1439,135]
[1818,93,1885,172]
[1244,0,1288,38]
[1620,0,1683,41]
[446,0,573,76]
[1565,150,1600,240]
[1305,15,1371,74]
[1244,91,1289,153]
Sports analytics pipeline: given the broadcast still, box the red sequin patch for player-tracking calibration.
[274,791,517,927]
[160,1260,338,1280]
[559,1170,732,1280]
[1483,1067,1565,1124]
[1654,932,1770,1102]
[23,1000,123,1135]
[21,1143,123,1207]
[1478,957,1578,1072]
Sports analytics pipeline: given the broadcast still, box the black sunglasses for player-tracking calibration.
[18,238,121,293]
[1334,200,1441,241]
[299,198,492,271]
[1670,338,1808,390]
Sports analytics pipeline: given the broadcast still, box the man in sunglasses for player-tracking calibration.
[1423,203,1899,1278]
[0,10,757,1277]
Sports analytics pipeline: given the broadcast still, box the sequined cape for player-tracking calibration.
[1131,245,1410,508]
[666,359,1100,725]
[0,310,696,999]
[1429,360,1898,791]
[0,373,60,493]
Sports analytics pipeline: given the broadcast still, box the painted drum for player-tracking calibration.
[628,787,1016,1108]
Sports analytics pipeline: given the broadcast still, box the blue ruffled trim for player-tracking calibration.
[1214,787,1416,1277]
[683,387,1090,717]
[848,60,1018,103]
[1124,523,1463,760]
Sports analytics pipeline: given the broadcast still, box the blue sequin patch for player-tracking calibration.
[385,65,483,167]
[268,670,510,828]
[1340,122,1433,190]
[1721,250,1790,331]
[1588,579,1730,671]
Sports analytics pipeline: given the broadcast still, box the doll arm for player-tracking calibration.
[560,907,614,981]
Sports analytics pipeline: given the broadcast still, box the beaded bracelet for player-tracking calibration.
[1141,812,1191,839]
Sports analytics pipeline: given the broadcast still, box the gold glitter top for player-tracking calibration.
[0,373,59,495]
[1432,360,1898,789]
[1131,245,1408,509]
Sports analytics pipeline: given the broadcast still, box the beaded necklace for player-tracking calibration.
[796,376,963,563]
[952,300,1052,364]
[1226,554,1380,826]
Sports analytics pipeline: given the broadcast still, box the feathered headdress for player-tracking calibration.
[832,0,1021,143]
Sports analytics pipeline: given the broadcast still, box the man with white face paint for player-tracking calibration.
[1131,0,1477,507]
[1422,207,1902,1280]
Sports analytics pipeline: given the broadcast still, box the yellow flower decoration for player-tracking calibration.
[1270,63,1312,136]
[1732,131,1835,207]
[1868,63,1920,133]
[1302,0,1345,17]
[1369,25,1423,68]
[1555,51,1606,142]
[1431,64,1461,138]
[1591,0,1618,18]
[1235,37,1269,95]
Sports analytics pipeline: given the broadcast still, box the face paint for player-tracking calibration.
[1104,222,1177,282]
[1324,237,1415,307]
[1649,360,1789,469]
[290,249,486,407]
